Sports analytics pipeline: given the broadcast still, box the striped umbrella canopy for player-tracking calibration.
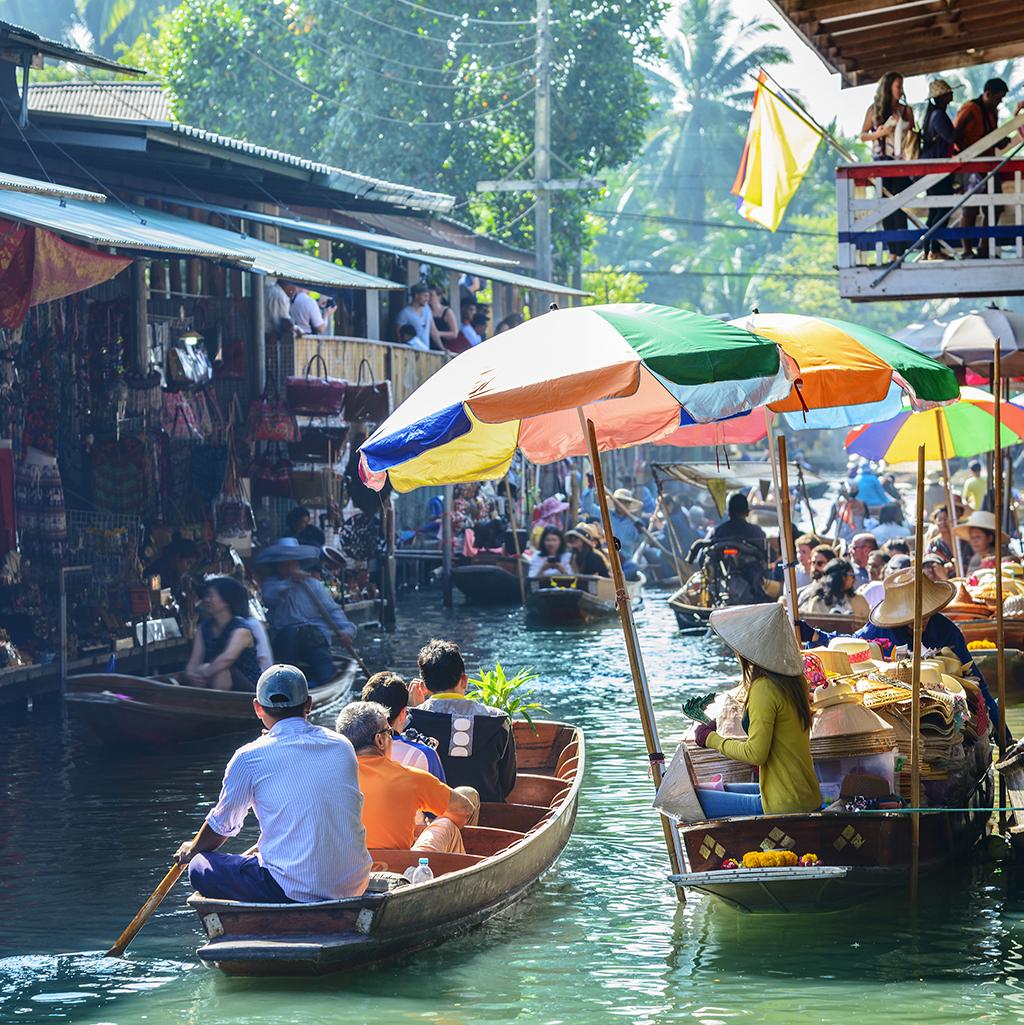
[732,313,960,430]
[845,387,1024,464]
[360,304,795,492]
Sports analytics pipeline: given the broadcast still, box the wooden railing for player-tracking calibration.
[836,156,1024,301]
[293,335,445,407]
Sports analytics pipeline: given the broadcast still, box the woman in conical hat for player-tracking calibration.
[693,603,822,818]
[800,566,1003,734]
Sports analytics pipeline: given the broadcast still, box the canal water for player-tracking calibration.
[4,591,1024,1024]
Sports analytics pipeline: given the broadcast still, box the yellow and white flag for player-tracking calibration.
[732,71,821,231]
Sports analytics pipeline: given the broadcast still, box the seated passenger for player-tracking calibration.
[336,701,479,854]
[565,522,610,578]
[407,639,517,803]
[797,558,870,621]
[361,671,446,780]
[185,576,262,691]
[528,526,573,577]
[176,665,370,902]
[694,604,821,817]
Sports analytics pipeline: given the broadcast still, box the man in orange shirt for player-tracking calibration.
[336,701,479,854]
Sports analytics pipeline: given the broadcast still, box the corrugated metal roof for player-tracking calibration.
[430,255,591,299]
[139,194,517,267]
[149,124,454,214]
[28,82,173,123]
[0,190,405,290]
[0,20,142,76]
[0,171,105,203]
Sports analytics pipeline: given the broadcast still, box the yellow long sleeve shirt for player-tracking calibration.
[705,677,821,815]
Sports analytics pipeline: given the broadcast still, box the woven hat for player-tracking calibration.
[826,637,876,674]
[811,680,861,709]
[708,603,804,677]
[566,522,601,547]
[954,510,997,541]
[869,567,956,628]
[928,77,955,99]
[255,536,323,565]
[811,681,893,738]
[611,488,643,513]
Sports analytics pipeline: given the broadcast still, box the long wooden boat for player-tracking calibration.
[667,747,992,913]
[525,573,643,625]
[188,719,583,975]
[452,554,525,605]
[65,661,357,746]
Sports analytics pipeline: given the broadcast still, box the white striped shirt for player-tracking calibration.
[206,718,371,902]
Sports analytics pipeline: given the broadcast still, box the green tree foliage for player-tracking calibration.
[582,266,646,305]
[125,0,666,280]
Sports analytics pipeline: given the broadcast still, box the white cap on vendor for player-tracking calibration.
[709,603,804,677]
[256,664,310,708]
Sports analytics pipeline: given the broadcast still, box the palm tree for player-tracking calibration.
[946,60,1022,103]
[620,0,790,235]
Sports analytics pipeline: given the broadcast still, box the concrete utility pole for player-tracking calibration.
[534,0,552,285]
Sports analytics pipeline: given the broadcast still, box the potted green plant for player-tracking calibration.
[467,661,548,730]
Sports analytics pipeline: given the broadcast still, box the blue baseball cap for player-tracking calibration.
[256,664,309,708]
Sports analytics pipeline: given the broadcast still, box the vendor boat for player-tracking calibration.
[188,719,583,975]
[452,553,526,605]
[65,661,357,746]
[525,573,643,625]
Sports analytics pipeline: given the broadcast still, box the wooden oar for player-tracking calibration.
[106,826,203,957]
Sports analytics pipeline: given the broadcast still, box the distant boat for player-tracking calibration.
[452,553,526,605]
[525,573,643,625]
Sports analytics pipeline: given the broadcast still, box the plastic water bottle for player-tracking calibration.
[410,857,433,884]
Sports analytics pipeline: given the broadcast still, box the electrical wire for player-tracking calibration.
[593,208,834,238]
[383,0,552,28]
[0,95,57,189]
[238,41,535,127]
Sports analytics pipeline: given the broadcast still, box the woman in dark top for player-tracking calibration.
[921,78,957,258]
[566,523,611,578]
[428,286,458,348]
[185,576,261,691]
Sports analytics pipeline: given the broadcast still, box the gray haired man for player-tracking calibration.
[336,701,479,854]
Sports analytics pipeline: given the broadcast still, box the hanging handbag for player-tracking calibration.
[214,422,254,555]
[286,353,347,416]
[248,390,299,443]
[344,358,391,423]
[289,422,349,463]
[250,455,294,500]
[291,467,340,508]
[167,338,214,388]
[125,370,163,417]
[161,392,202,441]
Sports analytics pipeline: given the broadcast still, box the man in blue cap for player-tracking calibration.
[174,664,370,903]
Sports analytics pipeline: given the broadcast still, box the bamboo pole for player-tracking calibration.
[577,408,685,882]
[910,443,925,901]
[936,411,964,578]
[796,461,817,535]
[504,477,527,605]
[777,435,801,640]
[995,344,1008,830]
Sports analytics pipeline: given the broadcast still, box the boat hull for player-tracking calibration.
[65,666,357,746]
[452,562,524,605]
[189,720,583,974]
[526,575,641,625]
[672,775,992,913]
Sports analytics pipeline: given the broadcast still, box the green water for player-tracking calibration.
[4,593,1024,1024]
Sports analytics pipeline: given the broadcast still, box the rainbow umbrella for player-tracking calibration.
[360,304,795,491]
[845,387,1024,463]
[732,313,960,430]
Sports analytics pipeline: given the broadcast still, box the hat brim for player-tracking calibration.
[256,543,323,564]
[869,579,956,628]
[565,529,594,546]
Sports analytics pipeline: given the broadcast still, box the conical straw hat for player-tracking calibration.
[811,699,894,739]
[869,567,956,628]
[709,603,804,677]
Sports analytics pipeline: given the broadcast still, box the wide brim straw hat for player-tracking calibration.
[811,700,894,739]
[255,536,323,564]
[709,603,804,677]
[869,566,956,628]
[566,522,601,547]
[954,510,997,541]
[928,77,956,99]
[826,637,876,674]
[611,488,643,513]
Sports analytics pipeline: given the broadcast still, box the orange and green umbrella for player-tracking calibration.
[845,387,1024,463]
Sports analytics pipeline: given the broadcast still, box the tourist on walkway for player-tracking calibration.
[176,665,370,903]
[282,281,329,336]
[920,78,957,259]
[396,282,439,351]
[336,701,479,854]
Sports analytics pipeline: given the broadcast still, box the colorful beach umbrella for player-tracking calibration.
[731,313,959,430]
[360,304,795,492]
[845,387,1024,464]
[662,408,769,447]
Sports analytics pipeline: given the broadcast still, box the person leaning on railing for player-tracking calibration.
[920,78,958,260]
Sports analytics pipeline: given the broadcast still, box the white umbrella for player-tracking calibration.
[940,307,1024,375]
[893,319,947,360]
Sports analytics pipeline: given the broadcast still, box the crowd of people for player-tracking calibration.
[176,638,518,904]
[860,70,1024,260]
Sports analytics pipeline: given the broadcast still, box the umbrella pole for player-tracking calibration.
[936,410,964,577]
[910,443,926,901]
[767,417,799,634]
[995,345,1008,830]
[797,462,818,535]
[504,477,527,605]
[777,435,801,640]
[578,409,686,884]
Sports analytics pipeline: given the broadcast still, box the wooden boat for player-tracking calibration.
[525,573,643,625]
[188,719,583,975]
[970,647,1024,704]
[949,617,1024,649]
[668,589,712,633]
[452,554,525,605]
[667,746,992,913]
[65,662,357,746]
